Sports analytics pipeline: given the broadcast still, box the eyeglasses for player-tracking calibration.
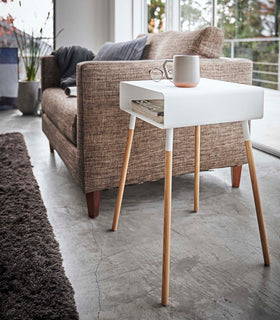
[149,68,163,82]
[149,67,172,82]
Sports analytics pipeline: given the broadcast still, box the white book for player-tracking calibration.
[131,100,164,123]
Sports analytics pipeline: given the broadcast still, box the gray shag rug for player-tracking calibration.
[0,132,79,320]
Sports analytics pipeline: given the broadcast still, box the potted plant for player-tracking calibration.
[1,0,54,114]
[14,22,51,115]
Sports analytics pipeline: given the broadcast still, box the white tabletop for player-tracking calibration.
[120,78,264,129]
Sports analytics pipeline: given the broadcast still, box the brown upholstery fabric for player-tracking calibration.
[42,88,77,145]
[42,114,79,183]
[141,27,224,60]
[201,57,253,84]
[41,56,60,91]
[41,37,252,194]
[76,58,251,192]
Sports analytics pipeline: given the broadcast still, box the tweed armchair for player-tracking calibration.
[41,27,251,218]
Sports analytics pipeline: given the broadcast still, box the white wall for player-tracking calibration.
[55,0,145,52]
[55,0,110,53]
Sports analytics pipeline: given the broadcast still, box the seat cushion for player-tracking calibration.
[42,88,77,145]
[141,26,224,60]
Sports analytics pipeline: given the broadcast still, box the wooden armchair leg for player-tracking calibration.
[231,165,242,188]
[49,142,54,153]
[86,191,101,219]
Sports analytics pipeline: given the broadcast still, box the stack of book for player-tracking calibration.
[131,99,164,123]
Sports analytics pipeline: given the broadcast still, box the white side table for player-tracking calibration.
[112,79,270,306]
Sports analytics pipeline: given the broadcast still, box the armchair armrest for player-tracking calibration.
[76,60,164,191]
[41,55,60,91]
[77,59,164,94]
[77,57,253,102]
[200,57,253,85]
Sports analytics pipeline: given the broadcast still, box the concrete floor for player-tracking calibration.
[252,88,280,154]
[1,109,280,320]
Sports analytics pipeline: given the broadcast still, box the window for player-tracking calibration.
[147,0,167,33]
[217,0,277,39]
[180,0,212,32]
[145,0,279,90]
[0,0,54,79]
[0,0,54,48]
[217,1,279,90]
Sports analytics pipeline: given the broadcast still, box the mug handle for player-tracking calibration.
[163,59,173,79]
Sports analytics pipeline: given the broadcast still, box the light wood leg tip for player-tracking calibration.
[264,258,270,266]
[112,218,118,231]
[161,300,168,307]
[111,223,118,231]
[111,126,135,233]
[194,125,200,216]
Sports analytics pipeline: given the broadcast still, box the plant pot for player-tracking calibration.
[17,80,40,115]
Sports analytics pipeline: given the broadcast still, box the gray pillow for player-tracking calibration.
[94,36,148,61]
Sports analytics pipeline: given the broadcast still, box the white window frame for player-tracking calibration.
[140,0,217,34]
[132,0,148,38]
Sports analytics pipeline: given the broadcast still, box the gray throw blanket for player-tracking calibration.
[52,46,94,89]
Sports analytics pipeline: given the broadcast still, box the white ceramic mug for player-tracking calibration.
[163,55,200,88]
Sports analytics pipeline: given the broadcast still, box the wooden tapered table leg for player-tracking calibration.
[194,125,200,212]
[49,142,54,153]
[242,121,270,266]
[162,128,173,306]
[231,165,242,188]
[112,115,136,231]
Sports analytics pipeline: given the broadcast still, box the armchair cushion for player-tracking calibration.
[42,88,77,145]
[141,26,224,60]
[94,36,148,61]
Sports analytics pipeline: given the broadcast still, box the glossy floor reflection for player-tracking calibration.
[252,88,280,154]
[1,109,280,320]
